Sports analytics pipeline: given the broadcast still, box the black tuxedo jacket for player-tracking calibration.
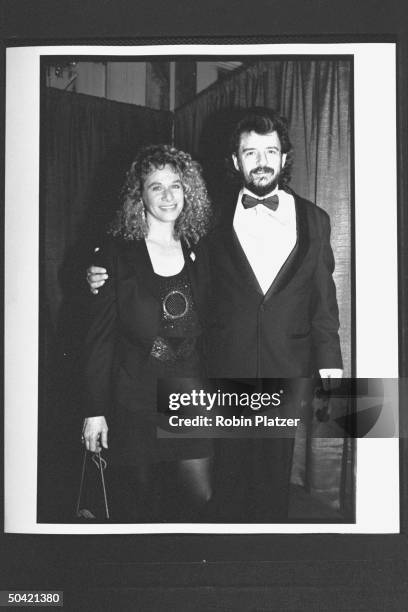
[82,238,210,418]
[205,188,343,378]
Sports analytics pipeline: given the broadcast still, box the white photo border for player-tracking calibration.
[4,42,399,534]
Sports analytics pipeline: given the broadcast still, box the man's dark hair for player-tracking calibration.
[230,107,293,186]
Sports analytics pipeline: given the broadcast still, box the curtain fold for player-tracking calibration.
[174,59,353,513]
[43,88,173,334]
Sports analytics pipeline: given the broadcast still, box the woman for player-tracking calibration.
[81,144,213,522]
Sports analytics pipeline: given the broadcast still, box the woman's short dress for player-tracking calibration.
[110,264,212,466]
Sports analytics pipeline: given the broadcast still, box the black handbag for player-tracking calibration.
[75,449,110,519]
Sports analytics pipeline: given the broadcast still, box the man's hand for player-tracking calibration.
[87,266,108,295]
[319,368,343,390]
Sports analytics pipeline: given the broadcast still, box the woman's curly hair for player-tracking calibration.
[109,144,212,245]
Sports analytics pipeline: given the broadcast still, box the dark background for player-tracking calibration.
[2,1,408,610]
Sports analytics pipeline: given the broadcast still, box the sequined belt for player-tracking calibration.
[150,336,197,362]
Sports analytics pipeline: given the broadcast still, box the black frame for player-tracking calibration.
[2,1,408,608]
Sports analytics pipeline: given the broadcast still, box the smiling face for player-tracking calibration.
[142,164,184,226]
[232,130,287,197]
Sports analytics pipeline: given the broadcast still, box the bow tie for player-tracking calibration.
[242,193,279,211]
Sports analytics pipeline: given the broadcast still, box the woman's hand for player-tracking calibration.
[82,416,108,452]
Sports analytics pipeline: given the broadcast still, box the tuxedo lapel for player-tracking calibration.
[216,193,264,295]
[120,239,158,300]
[230,229,264,295]
[182,242,198,295]
[182,241,208,321]
[263,193,310,302]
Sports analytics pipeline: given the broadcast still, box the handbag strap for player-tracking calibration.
[76,449,110,519]
[95,451,110,519]
[76,448,88,517]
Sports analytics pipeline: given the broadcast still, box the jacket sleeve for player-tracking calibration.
[81,241,117,418]
[311,210,343,370]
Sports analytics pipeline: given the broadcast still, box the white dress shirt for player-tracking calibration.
[233,187,296,294]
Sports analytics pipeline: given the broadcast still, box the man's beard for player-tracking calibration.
[243,166,280,197]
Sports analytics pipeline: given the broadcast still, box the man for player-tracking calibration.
[206,108,343,380]
[87,108,343,520]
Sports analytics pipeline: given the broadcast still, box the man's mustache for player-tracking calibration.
[250,166,275,176]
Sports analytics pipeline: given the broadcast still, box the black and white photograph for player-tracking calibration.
[2,0,408,603]
[4,42,400,535]
[40,54,353,526]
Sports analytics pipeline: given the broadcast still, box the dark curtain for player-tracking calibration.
[39,89,172,520]
[43,88,173,332]
[174,59,353,514]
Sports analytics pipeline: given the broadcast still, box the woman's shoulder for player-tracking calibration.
[91,235,140,263]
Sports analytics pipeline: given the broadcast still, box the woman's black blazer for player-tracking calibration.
[82,237,211,418]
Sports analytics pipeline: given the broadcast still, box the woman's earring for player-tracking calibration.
[139,200,146,223]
